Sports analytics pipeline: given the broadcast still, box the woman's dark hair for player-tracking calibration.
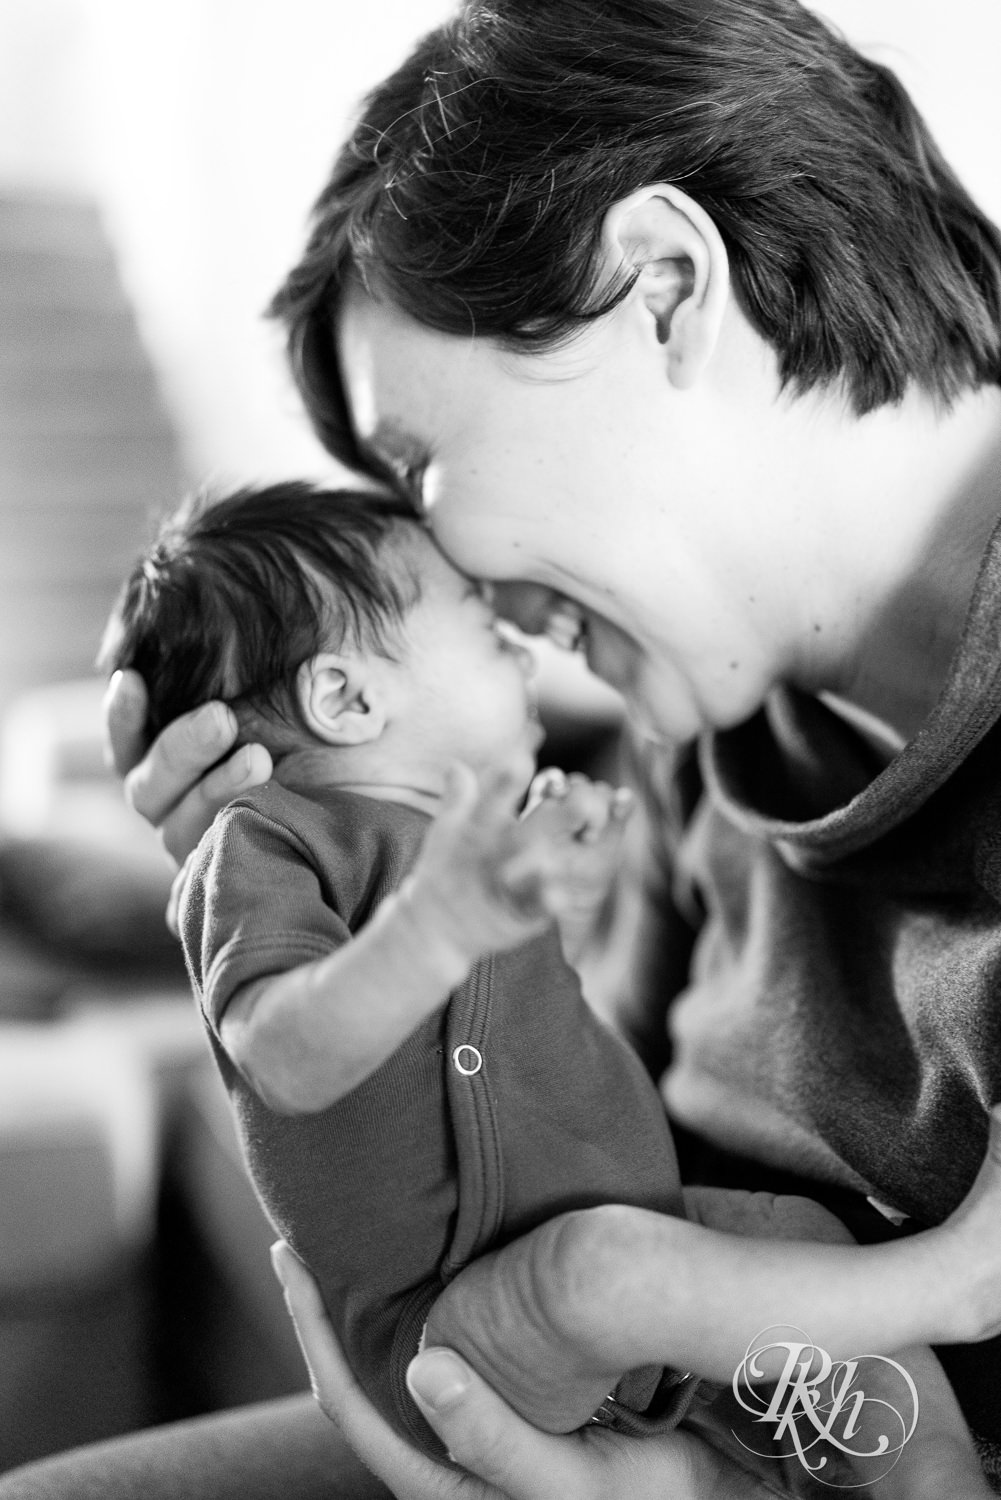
[99,482,418,747]
[269,0,1001,474]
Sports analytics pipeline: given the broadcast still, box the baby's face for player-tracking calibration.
[386,529,542,784]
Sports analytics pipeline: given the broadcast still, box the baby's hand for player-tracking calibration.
[400,763,585,973]
[524,770,633,914]
[522,770,633,961]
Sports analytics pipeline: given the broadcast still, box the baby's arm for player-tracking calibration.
[218,765,589,1113]
[424,1109,1001,1429]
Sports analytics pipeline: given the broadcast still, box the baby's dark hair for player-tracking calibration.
[100,481,420,750]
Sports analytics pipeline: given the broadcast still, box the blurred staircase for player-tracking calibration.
[0,192,187,716]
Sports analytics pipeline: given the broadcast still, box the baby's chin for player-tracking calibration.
[471,715,545,799]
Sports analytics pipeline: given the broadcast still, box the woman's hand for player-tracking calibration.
[270,1240,775,1500]
[103,669,272,865]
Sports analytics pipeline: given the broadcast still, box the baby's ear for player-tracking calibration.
[297,653,386,745]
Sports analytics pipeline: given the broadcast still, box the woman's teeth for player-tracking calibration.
[545,601,586,653]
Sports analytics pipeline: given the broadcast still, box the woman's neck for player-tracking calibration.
[790,381,1001,743]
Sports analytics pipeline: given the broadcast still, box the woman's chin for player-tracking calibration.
[628,695,701,749]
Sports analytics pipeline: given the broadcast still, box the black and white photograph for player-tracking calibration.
[1,2,1000,1495]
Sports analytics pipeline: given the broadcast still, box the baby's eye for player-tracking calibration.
[401,465,428,516]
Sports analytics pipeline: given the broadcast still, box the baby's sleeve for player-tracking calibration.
[178,801,353,1039]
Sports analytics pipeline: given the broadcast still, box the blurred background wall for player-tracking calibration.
[1,0,999,487]
[0,0,453,485]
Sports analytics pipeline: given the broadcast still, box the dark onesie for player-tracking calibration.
[179,783,691,1457]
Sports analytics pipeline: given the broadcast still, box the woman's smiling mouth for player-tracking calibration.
[543,598,588,655]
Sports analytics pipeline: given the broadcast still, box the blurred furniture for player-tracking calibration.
[0,679,305,1472]
[0,1016,160,1468]
[0,189,310,1470]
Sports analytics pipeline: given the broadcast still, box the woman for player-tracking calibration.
[6,0,1000,1494]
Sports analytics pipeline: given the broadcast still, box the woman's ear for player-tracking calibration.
[296,654,387,746]
[599,183,730,389]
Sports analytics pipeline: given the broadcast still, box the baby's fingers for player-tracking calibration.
[496,846,567,921]
[525,767,568,814]
[434,764,526,845]
[442,763,526,818]
[560,777,634,844]
[437,761,481,822]
[610,786,635,822]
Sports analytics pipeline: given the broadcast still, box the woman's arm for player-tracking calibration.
[421,1118,1001,1420]
[270,1240,775,1500]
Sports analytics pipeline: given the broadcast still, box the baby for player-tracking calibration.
[102,481,1001,1492]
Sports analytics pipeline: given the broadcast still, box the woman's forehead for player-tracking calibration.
[336,284,564,456]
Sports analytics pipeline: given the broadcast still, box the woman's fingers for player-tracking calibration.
[121,700,237,824]
[271,1239,363,1423]
[103,671,272,863]
[438,760,481,819]
[271,1243,474,1499]
[149,741,272,865]
[406,1350,753,1500]
[270,1240,761,1500]
[103,669,150,776]
[407,1348,607,1499]
[274,1236,596,1499]
[112,692,269,863]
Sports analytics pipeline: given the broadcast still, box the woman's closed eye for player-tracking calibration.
[398,463,428,516]
[369,447,428,516]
